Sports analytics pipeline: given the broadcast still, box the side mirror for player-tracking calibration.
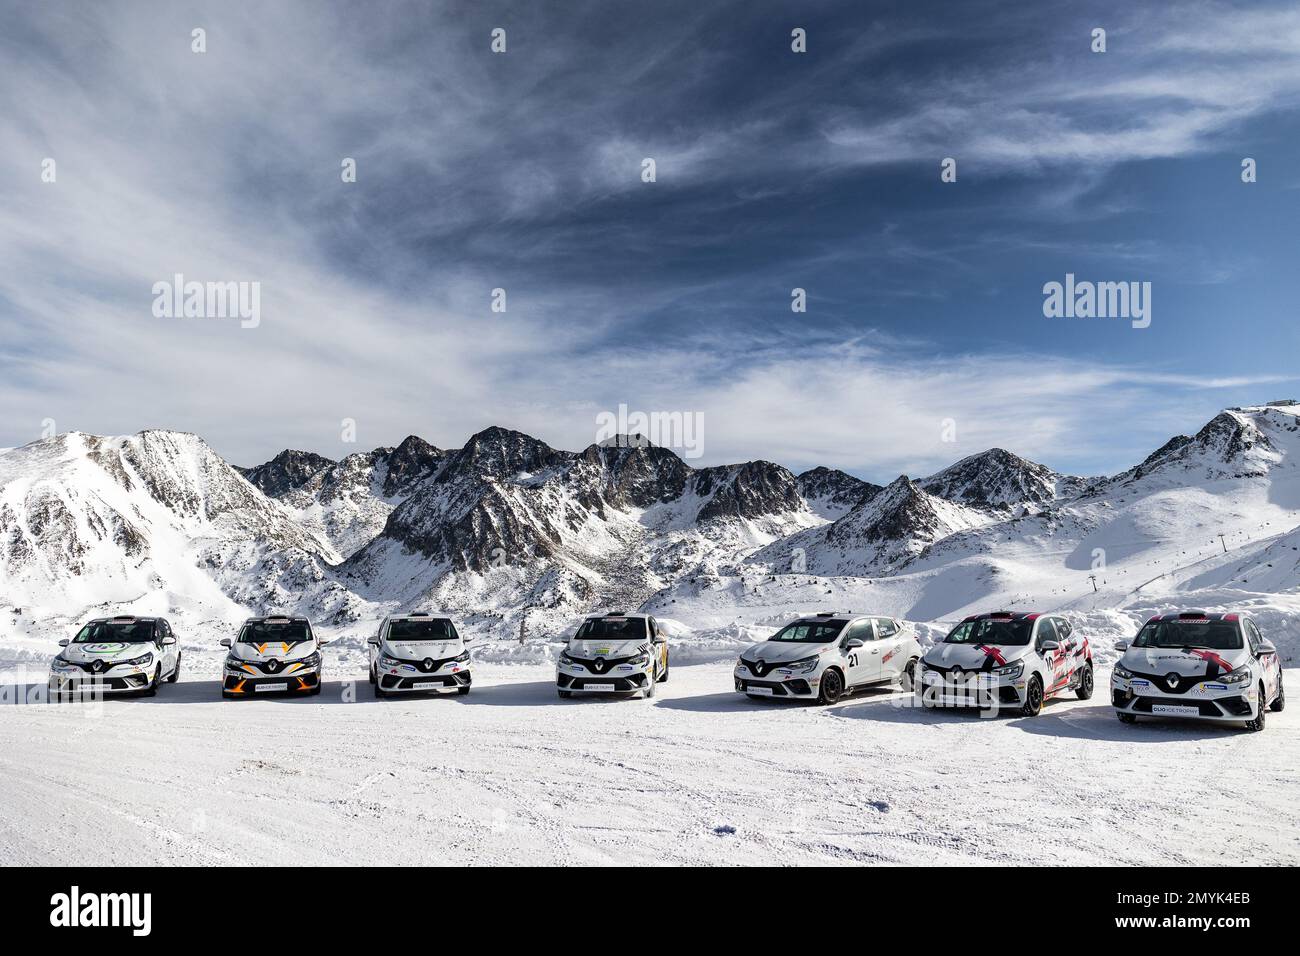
[163,636,177,646]
[58,639,69,647]
[220,638,232,648]
[1039,640,1060,652]
[1113,641,1128,652]
[367,637,380,646]
[462,635,474,645]
[318,639,331,648]
[844,638,865,650]
[1257,640,1276,656]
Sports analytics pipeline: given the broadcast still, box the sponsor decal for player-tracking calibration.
[1186,648,1233,675]
[976,644,1006,667]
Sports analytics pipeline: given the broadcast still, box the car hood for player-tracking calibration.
[228,641,317,663]
[383,640,462,660]
[923,643,1030,670]
[742,641,837,665]
[1120,645,1247,678]
[567,638,649,660]
[60,642,154,664]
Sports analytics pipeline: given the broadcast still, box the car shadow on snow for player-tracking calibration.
[1008,705,1248,742]
[457,679,584,707]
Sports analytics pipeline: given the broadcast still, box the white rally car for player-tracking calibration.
[917,611,1093,716]
[556,612,669,699]
[368,612,473,697]
[48,615,181,699]
[1112,611,1284,731]
[735,612,921,705]
[221,615,327,698]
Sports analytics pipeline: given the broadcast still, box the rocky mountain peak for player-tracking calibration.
[240,449,335,497]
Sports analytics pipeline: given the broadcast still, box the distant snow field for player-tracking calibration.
[1,658,1296,866]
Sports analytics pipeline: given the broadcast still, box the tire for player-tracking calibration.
[142,666,160,697]
[658,655,669,683]
[167,654,181,683]
[368,663,376,686]
[901,658,918,692]
[1075,662,1094,700]
[643,676,656,699]
[817,668,844,705]
[1245,685,1267,732]
[374,680,387,699]
[557,689,573,699]
[1019,675,1043,717]
[457,686,471,696]
[1116,711,1137,724]
[1270,675,1285,712]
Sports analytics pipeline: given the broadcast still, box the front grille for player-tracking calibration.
[1130,696,1221,717]
[563,674,644,691]
[380,671,470,690]
[1125,669,1216,695]
[224,672,318,692]
[231,658,315,675]
[739,679,793,697]
[389,653,463,673]
[564,654,637,676]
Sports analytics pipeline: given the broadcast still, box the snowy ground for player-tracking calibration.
[2,658,1296,866]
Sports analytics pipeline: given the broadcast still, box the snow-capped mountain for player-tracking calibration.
[3,401,1300,660]
[919,448,1087,515]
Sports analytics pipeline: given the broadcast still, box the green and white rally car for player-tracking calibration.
[48,615,181,698]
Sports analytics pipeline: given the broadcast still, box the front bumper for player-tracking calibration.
[917,667,1025,708]
[223,665,320,696]
[556,660,652,693]
[733,663,818,699]
[48,663,153,694]
[377,665,472,693]
[1111,677,1256,721]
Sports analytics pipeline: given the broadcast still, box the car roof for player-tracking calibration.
[87,615,160,623]
[583,611,651,620]
[961,611,1045,623]
[242,615,311,624]
[785,611,889,624]
[1145,611,1244,624]
[384,611,455,621]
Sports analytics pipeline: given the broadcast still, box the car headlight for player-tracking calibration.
[122,652,153,668]
[225,656,249,671]
[788,655,819,673]
[627,654,649,667]
[379,654,402,668]
[454,650,470,663]
[1215,666,1251,686]
[1113,664,1134,680]
[295,651,321,669]
[53,657,76,669]
[994,661,1023,680]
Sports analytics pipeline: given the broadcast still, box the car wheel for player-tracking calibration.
[817,668,844,705]
[643,676,656,699]
[1245,685,1267,732]
[1270,675,1285,712]
[658,656,669,683]
[901,657,918,692]
[142,666,160,697]
[167,654,181,683]
[374,680,387,699]
[1075,662,1094,700]
[1116,711,1137,724]
[1019,675,1043,717]
[368,663,376,685]
[557,689,572,699]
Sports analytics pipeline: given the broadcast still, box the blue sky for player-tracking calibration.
[1,0,1298,482]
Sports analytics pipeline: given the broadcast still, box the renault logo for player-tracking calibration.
[593,658,606,673]
[754,661,767,676]
[951,666,963,681]
[266,659,279,672]
[91,660,104,673]
[422,658,435,672]
[1165,672,1180,689]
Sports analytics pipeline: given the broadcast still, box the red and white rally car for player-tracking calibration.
[1112,611,1284,731]
[917,611,1093,716]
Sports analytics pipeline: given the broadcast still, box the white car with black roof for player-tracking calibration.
[367,611,473,697]
[220,615,327,698]
[48,615,181,698]
[734,611,921,705]
[1112,610,1284,731]
[556,611,669,699]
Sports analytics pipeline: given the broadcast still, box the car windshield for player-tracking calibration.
[574,618,647,640]
[1133,621,1243,650]
[73,620,156,643]
[769,620,845,643]
[388,618,457,641]
[945,618,1033,646]
[239,621,312,644]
